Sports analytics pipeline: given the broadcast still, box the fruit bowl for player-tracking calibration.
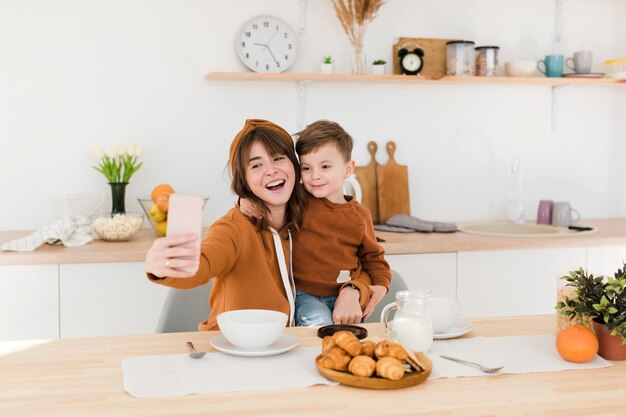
[138,196,208,237]
[92,212,144,241]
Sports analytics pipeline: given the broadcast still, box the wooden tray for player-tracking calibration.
[315,354,432,390]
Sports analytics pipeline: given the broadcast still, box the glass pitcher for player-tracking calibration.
[380,289,433,353]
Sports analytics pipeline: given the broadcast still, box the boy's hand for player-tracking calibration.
[361,285,388,320]
[239,198,264,219]
[333,286,363,324]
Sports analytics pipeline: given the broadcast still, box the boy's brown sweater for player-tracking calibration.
[293,195,392,297]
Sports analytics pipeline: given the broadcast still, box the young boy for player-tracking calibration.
[241,120,391,326]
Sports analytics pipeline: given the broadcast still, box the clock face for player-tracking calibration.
[236,15,298,73]
[402,54,422,72]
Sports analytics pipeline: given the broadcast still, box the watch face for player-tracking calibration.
[236,15,298,73]
[402,54,421,72]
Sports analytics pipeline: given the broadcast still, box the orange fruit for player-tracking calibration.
[151,183,174,202]
[556,325,599,363]
[155,192,170,212]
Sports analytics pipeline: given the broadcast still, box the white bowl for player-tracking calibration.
[92,212,143,241]
[505,60,537,77]
[428,297,462,334]
[217,309,287,349]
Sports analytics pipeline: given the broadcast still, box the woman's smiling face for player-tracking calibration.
[245,140,296,211]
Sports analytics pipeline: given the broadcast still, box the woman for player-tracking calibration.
[145,119,369,330]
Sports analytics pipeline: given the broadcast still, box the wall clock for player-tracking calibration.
[235,15,298,73]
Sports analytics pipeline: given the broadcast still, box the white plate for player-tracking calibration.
[433,319,473,340]
[210,333,299,357]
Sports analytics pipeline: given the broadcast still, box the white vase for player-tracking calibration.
[320,63,334,74]
[372,64,386,75]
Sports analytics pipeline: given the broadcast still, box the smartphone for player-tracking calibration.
[166,194,204,273]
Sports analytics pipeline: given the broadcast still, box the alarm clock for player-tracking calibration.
[398,48,424,75]
[235,15,298,73]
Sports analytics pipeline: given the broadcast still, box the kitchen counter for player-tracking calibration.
[1,315,624,417]
[1,218,625,265]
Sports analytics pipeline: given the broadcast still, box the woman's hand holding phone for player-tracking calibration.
[145,194,204,278]
[145,234,200,278]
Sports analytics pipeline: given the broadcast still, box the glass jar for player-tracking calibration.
[475,45,500,77]
[381,289,433,352]
[446,40,475,76]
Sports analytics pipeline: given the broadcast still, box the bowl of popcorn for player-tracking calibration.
[92,212,144,241]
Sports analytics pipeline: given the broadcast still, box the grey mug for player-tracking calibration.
[552,201,580,227]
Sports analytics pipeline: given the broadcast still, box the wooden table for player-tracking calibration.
[1,315,624,417]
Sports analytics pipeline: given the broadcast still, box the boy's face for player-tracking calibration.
[299,142,355,203]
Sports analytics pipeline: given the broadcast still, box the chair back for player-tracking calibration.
[155,282,212,333]
[365,270,409,323]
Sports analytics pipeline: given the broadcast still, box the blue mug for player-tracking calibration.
[537,55,564,78]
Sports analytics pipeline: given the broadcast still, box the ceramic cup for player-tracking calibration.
[536,200,555,225]
[537,55,564,78]
[552,201,580,227]
[566,50,593,74]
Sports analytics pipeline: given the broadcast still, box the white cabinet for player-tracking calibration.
[457,248,586,318]
[0,265,59,341]
[586,246,626,277]
[386,253,457,299]
[59,262,169,338]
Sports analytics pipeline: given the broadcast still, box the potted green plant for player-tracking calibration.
[321,56,334,74]
[372,59,387,75]
[556,263,626,360]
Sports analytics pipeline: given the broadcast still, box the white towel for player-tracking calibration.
[1,215,96,251]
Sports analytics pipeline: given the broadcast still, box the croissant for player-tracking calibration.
[348,355,376,377]
[360,340,375,358]
[374,340,408,361]
[376,356,405,381]
[332,331,361,357]
[322,335,336,355]
[317,345,352,371]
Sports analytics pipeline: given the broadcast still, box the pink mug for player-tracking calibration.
[536,200,554,225]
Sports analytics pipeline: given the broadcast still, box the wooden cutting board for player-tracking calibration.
[376,141,410,224]
[353,141,380,224]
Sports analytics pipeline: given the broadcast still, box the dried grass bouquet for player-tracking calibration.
[331,0,385,73]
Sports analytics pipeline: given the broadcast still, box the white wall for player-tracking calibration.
[1,0,625,230]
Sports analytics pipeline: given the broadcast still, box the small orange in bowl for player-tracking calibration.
[556,324,599,363]
[151,183,175,202]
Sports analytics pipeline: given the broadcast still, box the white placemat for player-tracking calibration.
[426,334,612,379]
[122,346,336,398]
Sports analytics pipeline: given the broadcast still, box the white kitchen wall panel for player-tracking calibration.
[457,248,586,318]
[0,265,59,341]
[59,263,169,338]
[386,253,457,300]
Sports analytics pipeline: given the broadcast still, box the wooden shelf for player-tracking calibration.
[205,71,626,86]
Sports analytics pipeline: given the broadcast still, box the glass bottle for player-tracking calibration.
[381,289,433,352]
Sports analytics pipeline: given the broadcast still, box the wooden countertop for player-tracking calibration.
[1,218,625,265]
[1,315,624,417]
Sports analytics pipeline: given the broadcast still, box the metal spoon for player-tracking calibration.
[440,355,504,373]
[186,341,207,359]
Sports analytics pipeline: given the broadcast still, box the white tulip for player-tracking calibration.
[127,144,137,156]
[117,146,127,157]
[92,146,104,160]
[106,145,118,158]
[134,146,142,157]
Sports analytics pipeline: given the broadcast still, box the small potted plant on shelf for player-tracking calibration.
[321,56,334,74]
[372,59,387,75]
[556,263,626,360]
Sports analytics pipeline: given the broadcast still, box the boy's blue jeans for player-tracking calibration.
[295,289,337,326]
